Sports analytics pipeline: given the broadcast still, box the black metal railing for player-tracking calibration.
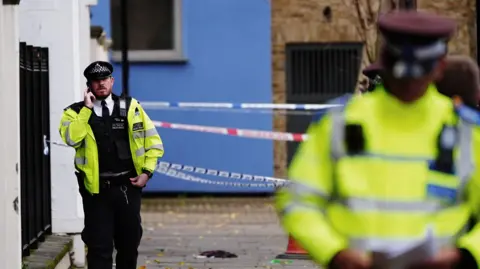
[20,42,52,257]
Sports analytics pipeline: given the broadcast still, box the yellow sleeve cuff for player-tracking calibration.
[282,212,348,266]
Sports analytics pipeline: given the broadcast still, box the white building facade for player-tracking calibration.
[0,0,22,268]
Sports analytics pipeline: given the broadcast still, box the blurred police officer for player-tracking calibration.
[359,61,383,93]
[276,11,480,269]
[435,55,480,108]
[59,61,164,269]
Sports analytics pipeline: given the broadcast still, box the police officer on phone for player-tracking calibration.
[59,61,164,269]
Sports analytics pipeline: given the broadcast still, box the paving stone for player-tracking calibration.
[135,197,321,269]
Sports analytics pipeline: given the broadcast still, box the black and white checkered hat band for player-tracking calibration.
[89,64,110,75]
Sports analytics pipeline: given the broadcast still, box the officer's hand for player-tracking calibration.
[130,173,149,187]
[407,248,460,269]
[84,89,95,108]
[331,249,371,269]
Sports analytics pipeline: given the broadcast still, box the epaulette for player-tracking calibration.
[64,101,84,113]
[311,93,353,123]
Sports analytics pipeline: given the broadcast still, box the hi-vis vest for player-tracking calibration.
[275,85,480,266]
[59,96,164,194]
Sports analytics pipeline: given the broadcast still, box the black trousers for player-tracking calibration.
[78,173,143,269]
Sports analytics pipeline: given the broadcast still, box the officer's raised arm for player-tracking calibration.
[59,100,92,148]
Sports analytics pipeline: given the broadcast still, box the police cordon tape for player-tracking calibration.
[44,140,290,188]
[152,121,308,142]
[158,161,287,183]
[155,166,286,188]
[140,101,342,111]
[142,106,319,116]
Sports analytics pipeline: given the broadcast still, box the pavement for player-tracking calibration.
[135,197,320,269]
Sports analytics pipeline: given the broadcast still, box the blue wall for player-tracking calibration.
[90,0,273,193]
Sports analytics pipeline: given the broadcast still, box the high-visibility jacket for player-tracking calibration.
[59,96,164,194]
[276,84,480,267]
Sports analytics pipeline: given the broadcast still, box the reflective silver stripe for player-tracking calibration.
[146,144,164,151]
[132,128,159,140]
[145,128,158,137]
[340,197,443,212]
[456,119,474,202]
[75,157,87,165]
[285,181,330,201]
[350,220,470,251]
[280,202,322,216]
[133,131,144,139]
[135,144,163,156]
[350,235,454,252]
[62,121,70,126]
[136,147,145,156]
[64,122,82,147]
[330,110,345,160]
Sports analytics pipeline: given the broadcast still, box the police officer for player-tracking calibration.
[59,61,164,269]
[360,61,383,93]
[435,55,480,108]
[276,11,480,269]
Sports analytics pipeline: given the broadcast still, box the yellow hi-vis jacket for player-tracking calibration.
[276,84,480,267]
[59,96,164,194]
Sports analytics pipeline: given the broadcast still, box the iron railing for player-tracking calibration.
[19,42,52,257]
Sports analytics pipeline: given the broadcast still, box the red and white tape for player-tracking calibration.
[152,121,308,142]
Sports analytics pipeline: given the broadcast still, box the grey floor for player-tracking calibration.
[132,197,321,269]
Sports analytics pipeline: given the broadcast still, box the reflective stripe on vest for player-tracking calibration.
[281,182,449,216]
[329,110,474,204]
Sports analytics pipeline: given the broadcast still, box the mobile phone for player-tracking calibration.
[86,82,95,102]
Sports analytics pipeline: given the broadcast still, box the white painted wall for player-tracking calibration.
[0,3,22,268]
[90,35,110,63]
[18,0,99,267]
[19,0,83,235]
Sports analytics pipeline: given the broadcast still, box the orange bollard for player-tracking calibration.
[275,235,310,260]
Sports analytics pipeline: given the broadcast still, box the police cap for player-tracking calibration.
[378,11,456,78]
[362,62,383,79]
[83,61,113,81]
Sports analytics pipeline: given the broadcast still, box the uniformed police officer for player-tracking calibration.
[276,11,480,269]
[59,61,164,269]
[435,55,480,108]
[360,61,383,93]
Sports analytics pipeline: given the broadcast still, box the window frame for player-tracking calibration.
[110,0,185,63]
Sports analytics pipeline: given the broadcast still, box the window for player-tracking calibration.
[285,42,364,102]
[110,0,184,62]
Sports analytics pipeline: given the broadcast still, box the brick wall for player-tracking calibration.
[419,0,476,57]
[271,0,476,177]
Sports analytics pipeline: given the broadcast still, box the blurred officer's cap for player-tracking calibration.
[378,11,456,79]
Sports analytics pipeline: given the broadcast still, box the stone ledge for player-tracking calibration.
[22,235,72,269]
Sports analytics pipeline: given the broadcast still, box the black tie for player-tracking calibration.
[101,100,109,117]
